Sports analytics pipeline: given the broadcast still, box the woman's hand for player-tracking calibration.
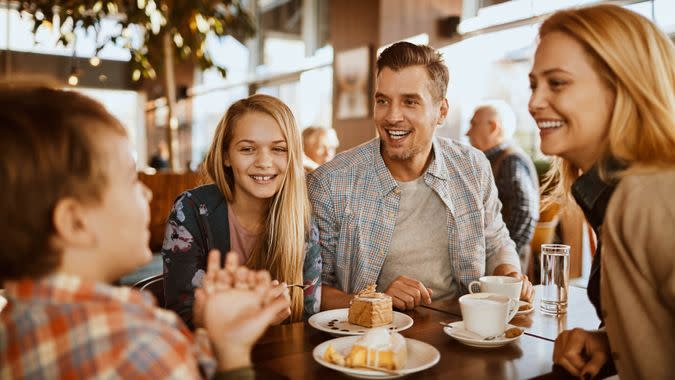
[553,328,611,379]
[268,280,292,325]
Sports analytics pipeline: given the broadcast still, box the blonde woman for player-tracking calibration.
[529,4,675,379]
[162,94,321,328]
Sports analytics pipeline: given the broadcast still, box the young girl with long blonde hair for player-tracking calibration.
[162,94,321,327]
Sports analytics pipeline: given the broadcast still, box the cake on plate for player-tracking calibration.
[323,327,408,370]
[348,285,393,328]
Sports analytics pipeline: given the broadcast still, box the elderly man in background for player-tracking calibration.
[467,101,539,271]
[302,126,339,172]
[308,42,533,311]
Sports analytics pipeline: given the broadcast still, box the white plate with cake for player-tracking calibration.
[308,285,413,336]
[314,327,440,378]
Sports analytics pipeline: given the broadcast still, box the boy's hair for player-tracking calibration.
[0,85,126,282]
[376,41,449,102]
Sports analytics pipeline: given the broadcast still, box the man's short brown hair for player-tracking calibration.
[376,41,449,102]
[0,85,126,282]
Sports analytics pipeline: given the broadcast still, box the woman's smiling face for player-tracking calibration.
[528,31,615,171]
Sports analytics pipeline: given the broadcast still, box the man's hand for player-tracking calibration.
[384,275,433,310]
[505,271,534,302]
[553,328,610,379]
[493,264,534,302]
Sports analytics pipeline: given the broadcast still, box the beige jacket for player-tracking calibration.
[602,169,675,380]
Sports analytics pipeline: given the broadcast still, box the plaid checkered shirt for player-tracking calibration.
[307,137,520,295]
[484,143,540,257]
[0,273,216,379]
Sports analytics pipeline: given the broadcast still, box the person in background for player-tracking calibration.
[302,126,340,172]
[529,4,675,379]
[467,100,539,271]
[162,94,321,329]
[308,42,533,312]
[149,140,170,170]
[0,85,289,379]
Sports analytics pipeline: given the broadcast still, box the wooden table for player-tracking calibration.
[252,285,599,379]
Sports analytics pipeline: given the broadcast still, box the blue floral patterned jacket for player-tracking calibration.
[161,184,322,329]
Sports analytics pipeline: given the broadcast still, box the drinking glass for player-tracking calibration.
[539,244,570,315]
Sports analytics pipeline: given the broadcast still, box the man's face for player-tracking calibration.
[373,65,447,163]
[466,108,496,151]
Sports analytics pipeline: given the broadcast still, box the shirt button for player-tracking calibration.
[393,188,401,195]
[388,212,395,218]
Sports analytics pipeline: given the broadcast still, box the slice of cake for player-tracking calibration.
[348,285,393,328]
[345,327,407,370]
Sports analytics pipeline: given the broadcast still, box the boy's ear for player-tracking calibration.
[52,198,95,249]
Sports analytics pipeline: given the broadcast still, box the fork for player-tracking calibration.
[286,284,310,290]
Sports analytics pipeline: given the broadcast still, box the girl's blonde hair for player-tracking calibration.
[539,4,675,209]
[203,94,310,322]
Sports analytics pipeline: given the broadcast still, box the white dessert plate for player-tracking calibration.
[517,300,534,315]
[443,321,521,348]
[308,308,413,336]
[313,335,440,379]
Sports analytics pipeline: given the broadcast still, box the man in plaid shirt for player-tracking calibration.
[467,101,540,270]
[308,42,534,310]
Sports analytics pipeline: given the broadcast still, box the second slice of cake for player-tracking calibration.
[348,285,393,328]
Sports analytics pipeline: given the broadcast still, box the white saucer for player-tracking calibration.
[443,321,521,348]
[313,335,440,379]
[516,300,534,315]
[308,308,413,336]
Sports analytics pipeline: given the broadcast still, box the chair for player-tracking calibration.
[132,274,165,307]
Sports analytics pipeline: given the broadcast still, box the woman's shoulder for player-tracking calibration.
[614,169,675,202]
[608,168,675,220]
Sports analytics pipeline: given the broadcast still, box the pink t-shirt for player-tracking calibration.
[227,204,262,265]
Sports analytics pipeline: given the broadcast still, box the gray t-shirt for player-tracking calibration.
[376,176,455,300]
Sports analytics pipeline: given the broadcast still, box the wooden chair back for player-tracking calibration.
[139,172,204,252]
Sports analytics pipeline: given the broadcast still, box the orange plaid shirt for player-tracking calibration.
[0,273,216,379]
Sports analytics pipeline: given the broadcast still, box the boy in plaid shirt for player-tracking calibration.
[0,85,288,379]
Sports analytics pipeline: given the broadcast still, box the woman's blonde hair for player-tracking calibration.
[538,4,675,209]
[203,94,310,322]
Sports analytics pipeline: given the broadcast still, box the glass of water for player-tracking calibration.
[540,244,570,315]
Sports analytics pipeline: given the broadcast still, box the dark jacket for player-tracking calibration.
[571,161,622,324]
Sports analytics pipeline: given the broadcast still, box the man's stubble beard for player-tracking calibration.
[384,143,420,161]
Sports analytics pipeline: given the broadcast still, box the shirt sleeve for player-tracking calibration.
[302,219,322,317]
[498,155,539,255]
[478,154,521,274]
[162,192,208,330]
[307,172,339,288]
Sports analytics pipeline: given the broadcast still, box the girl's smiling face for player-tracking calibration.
[225,111,288,204]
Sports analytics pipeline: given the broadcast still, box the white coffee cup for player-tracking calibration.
[469,275,522,300]
[459,293,519,338]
